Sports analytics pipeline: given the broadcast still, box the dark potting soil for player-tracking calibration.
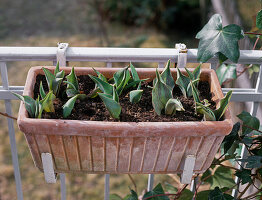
[33,75,216,122]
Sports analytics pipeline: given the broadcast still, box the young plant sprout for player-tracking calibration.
[42,62,65,96]
[152,60,184,116]
[88,64,148,119]
[63,67,87,118]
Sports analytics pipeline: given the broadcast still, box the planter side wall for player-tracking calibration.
[18,66,232,174]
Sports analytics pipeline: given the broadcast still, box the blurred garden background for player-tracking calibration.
[0,0,260,199]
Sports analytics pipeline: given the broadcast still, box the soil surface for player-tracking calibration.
[33,75,216,122]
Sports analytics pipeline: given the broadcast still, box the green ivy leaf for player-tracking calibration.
[143,183,169,200]
[123,189,138,200]
[235,169,252,184]
[152,69,173,115]
[208,187,233,200]
[164,182,178,193]
[210,167,236,189]
[213,90,232,120]
[176,68,191,98]
[222,122,240,154]
[165,98,184,116]
[256,10,262,30]
[196,190,211,200]
[196,14,244,63]
[238,155,262,168]
[98,93,121,119]
[89,75,113,95]
[109,194,122,200]
[216,64,237,85]
[237,111,260,135]
[177,189,193,200]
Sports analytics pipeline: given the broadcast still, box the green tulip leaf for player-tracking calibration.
[39,81,46,99]
[196,102,216,121]
[98,93,121,119]
[12,93,36,118]
[165,98,184,116]
[89,75,113,95]
[92,67,107,82]
[152,69,173,115]
[40,91,55,113]
[130,90,143,104]
[63,95,78,118]
[42,68,55,91]
[160,59,175,90]
[65,67,79,97]
[176,68,191,98]
[129,62,140,82]
[213,90,232,120]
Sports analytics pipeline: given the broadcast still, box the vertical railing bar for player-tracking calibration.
[60,173,66,200]
[0,62,24,200]
[104,174,110,200]
[147,174,154,191]
[158,62,165,68]
[106,62,112,68]
[233,64,262,198]
[210,62,217,70]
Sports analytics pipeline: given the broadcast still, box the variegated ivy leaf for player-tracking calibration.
[152,69,173,115]
[40,91,56,113]
[62,94,86,118]
[176,68,191,98]
[12,93,37,118]
[165,98,184,116]
[65,67,79,97]
[98,93,121,119]
[213,90,232,120]
[89,74,113,95]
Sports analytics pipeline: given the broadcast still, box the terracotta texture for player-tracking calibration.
[17,66,233,174]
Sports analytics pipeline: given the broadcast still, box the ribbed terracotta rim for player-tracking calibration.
[17,66,233,137]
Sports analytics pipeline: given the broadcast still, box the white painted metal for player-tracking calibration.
[176,43,187,68]
[56,43,69,66]
[158,62,165,68]
[106,62,112,68]
[0,62,24,200]
[41,153,57,183]
[60,174,66,200]
[147,174,154,191]
[1,47,262,64]
[104,174,110,200]
[180,155,196,184]
[1,46,262,199]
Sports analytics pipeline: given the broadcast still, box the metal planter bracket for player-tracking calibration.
[180,155,196,184]
[56,43,69,67]
[175,43,188,68]
[41,153,57,183]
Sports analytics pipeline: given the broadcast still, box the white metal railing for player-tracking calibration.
[0,45,262,200]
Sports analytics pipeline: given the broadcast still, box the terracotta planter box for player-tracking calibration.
[17,66,232,174]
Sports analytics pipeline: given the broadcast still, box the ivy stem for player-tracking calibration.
[0,111,17,120]
[242,124,262,134]
[127,174,137,194]
[238,180,253,199]
[142,193,177,200]
[244,32,262,36]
